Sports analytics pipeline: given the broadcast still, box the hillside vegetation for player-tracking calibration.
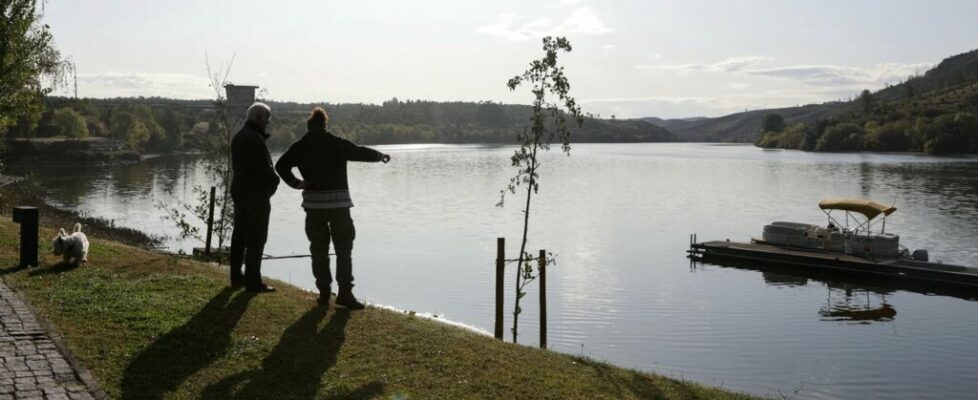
[647,48,978,153]
[755,49,978,153]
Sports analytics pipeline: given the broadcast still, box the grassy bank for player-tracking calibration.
[0,218,756,399]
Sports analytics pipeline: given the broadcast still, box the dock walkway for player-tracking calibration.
[689,240,978,289]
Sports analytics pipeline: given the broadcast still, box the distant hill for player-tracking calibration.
[643,102,853,142]
[643,48,978,144]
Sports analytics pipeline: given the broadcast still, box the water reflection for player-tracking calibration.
[695,258,978,302]
[761,272,808,287]
[819,286,896,324]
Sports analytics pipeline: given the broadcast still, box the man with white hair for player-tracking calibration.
[229,102,280,292]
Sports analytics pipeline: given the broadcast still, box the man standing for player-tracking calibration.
[275,107,390,309]
[230,102,280,292]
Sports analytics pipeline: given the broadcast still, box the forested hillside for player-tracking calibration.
[755,49,978,154]
[647,48,978,152]
[4,97,679,153]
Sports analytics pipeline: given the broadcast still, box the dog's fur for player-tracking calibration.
[51,223,89,265]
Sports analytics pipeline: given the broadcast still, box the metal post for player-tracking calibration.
[205,186,216,256]
[539,249,547,349]
[12,207,39,267]
[495,237,505,340]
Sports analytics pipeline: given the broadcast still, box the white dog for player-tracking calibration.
[51,223,89,265]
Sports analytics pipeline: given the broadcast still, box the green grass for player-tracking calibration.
[0,219,757,399]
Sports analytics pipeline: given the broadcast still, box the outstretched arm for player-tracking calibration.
[343,139,391,164]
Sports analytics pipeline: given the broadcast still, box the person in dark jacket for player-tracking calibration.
[230,102,280,292]
[275,107,390,309]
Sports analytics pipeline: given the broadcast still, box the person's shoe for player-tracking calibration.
[246,284,276,293]
[334,291,365,310]
[317,290,335,306]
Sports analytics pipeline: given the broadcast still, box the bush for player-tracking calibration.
[816,122,863,152]
[52,107,89,139]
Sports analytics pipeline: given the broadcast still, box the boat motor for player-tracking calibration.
[912,249,929,262]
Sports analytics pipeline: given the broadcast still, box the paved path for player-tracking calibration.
[0,282,97,400]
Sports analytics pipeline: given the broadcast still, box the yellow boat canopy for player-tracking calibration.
[818,198,897,220]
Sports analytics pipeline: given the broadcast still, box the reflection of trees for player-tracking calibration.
[856,161,978,212]
[109,161,154,194]
[152,154,197,195]
[51,176,98,207]
[24,166,103,207]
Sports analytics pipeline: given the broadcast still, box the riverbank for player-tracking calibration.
[0,178,159,248]
[0,196,755,399]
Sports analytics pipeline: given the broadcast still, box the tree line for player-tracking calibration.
[5,96,679,153]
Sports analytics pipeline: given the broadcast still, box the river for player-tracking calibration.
[13,143,978,399]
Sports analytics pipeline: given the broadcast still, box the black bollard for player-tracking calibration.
[12,206,39,267]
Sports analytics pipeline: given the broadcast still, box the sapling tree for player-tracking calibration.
[498,36,583,343]
[157,54,237,254]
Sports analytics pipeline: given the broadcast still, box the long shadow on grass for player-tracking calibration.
[202,307,383,399]
[27,261,79,276]
[120,288,255,400]
[0,264,28,276]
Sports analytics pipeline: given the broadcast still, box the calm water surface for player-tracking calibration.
[17,143,978,399]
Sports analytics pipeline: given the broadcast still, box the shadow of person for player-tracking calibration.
[203,307,381,399]
[120,287,255,400]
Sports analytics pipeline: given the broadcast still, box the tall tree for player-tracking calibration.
[859,89,874,113]
[499,36,583,343]
[51,107,87,138]
[0,0,66,133]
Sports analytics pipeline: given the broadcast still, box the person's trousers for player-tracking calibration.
[304,207,356,294]
[230,197,271,288]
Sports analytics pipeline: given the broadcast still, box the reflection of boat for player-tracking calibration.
[688,198,978,290]
[820,303,896,322]
[690,248,978,301]
[819,286,896,323]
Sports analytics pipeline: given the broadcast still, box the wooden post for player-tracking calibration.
[539,249,547,349]
[495,237,505,340]
[13,206,39,268]
[205,186,216,256]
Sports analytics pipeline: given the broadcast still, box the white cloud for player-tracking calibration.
[636,55,931,89]
[726,82,749,90]
[53,72,215,99]
[635,56,771,75]
[747,62,933,87]
[476,6,613,41]
[601,44,615,52]
[580,87,860,118]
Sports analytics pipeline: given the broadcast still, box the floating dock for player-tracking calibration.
[688,240,978,289]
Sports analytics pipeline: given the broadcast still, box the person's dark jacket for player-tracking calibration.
[275,128,383,191]
[231,121,280,201]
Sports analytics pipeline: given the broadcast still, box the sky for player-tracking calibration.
[42,0,978,119]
